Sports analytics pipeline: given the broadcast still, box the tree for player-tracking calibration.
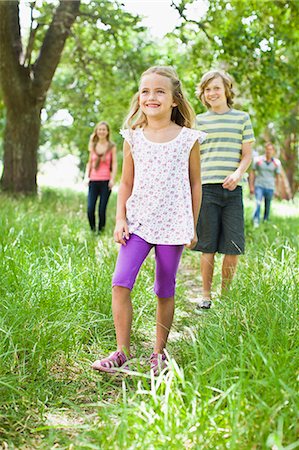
[0,0,80,194]
[171,0,299,195]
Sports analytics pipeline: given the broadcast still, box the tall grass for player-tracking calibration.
[0,189,298,449]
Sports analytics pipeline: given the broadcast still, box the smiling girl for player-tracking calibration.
[92,66,206,376]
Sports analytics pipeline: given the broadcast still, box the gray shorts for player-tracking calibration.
[194,184,245,255]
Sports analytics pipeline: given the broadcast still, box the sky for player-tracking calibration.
[123,0,208,37]
[20,0,209,38]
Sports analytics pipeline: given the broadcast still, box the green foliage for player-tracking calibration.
[0,189,298,448]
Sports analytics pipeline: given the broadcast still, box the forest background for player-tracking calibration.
[0,1,299,448]
[0,0,298,195]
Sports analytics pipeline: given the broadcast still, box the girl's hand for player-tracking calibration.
[114,218,129,245]
[185,234,198,249]
[108,179,114,190]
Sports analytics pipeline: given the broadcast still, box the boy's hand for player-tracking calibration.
[222,172,241,191]
[114,219,129,245]
[185,234,198,249]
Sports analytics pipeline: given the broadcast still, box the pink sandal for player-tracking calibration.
[150,352,167,376]
[92,350,129,373]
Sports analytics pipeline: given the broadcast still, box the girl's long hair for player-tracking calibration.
[196,70,235,108]
[89,121,114,169]
[124,66,195,129]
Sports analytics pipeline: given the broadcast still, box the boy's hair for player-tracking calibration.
[124,66,195,129]
[196,70,235,108]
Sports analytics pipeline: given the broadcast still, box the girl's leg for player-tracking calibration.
[263,189,274,221]
[153,244,184,353]
[87,181,99,231]
[98,180,111,232]
[112,234,152,354]
[92,235,152,372]
[112,286,132,353]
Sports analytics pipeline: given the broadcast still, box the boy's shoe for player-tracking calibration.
[92,350,129,373]
[253,219,259,228]
[196,298,212,310]
[150,352,167,376]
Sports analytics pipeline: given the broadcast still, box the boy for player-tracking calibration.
[194,70,255,309]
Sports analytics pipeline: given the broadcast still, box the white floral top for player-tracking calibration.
[120,127,207,245]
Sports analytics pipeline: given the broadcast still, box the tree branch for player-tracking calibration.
[32,0,80,100]
[170,0,212,41]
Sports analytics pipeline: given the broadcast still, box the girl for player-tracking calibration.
[92,66,206,375]
[86,121,117,233]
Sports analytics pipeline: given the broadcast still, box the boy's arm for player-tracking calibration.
[186,140,201,249]
[222,141,253,191]
[114,140,134,245]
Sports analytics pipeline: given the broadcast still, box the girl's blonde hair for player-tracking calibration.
[124,66,195,129]
[89,121,114,169]
[196,70,235,108]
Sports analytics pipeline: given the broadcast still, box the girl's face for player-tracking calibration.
[139,74,177,120]
[96,124,108,139]
[204,76,228,109]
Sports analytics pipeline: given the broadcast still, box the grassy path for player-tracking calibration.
[0,189,298,449]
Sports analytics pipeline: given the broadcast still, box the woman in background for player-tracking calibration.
[86,121,117,233]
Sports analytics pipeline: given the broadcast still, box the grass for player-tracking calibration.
[0,188,298,449]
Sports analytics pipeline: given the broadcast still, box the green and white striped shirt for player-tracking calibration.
[196,109,255,184]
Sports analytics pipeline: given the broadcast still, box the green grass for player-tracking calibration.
[0,188,298,449]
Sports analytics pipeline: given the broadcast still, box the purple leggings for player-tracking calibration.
[112,234,184,298]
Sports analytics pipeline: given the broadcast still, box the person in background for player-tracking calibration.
[250,142,281,227]
[194,70,255,309]
[85,121,117,233]
[91,66,205,376]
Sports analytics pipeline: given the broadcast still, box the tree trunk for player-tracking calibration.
[0,0,80,194]
[2,102,41,193]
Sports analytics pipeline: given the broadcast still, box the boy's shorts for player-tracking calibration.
[194,184,245,255]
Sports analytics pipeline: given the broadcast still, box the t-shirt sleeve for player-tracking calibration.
[275,159,281,174]
[120,129,133,146]
[242,114,255,143]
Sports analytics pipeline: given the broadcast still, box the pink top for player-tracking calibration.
[89,150,112,181]
[120,127,207,245]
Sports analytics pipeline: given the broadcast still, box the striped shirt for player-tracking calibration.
[196,109,255,184]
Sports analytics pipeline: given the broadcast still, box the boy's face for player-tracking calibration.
[204,76,228,110]
[265,145,275,159]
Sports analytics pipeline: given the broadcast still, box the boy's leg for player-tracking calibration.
[112,234,152,353]
[222,254,239,294]
[153,244,184,353]
[263,188,274,221]
[200,253,215,300]
[220,186,244,294]
[87,181,99,231]
[253,186,263,224]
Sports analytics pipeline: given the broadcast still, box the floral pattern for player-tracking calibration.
[120,127,206,245]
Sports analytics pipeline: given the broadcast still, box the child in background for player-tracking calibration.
[194,70,255,309]
[85,121,117,233]
[250,142,281,226]
[92,66,206,375]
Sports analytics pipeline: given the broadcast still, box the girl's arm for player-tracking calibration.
[186,140,201,249]
[114,140,134,245]
[109,145,117,189]
[84,149,92,182]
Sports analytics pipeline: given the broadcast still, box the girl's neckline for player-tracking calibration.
[140,126,185,145]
